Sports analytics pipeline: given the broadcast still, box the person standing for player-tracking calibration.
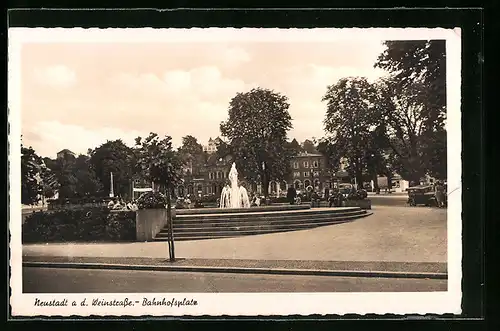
[435,181,445,208]
[287,186,297,205]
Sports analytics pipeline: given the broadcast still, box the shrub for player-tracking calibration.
[22,207,136,243]
[48,196,111,206]
[136,191,167,209]
[106,211,136,241]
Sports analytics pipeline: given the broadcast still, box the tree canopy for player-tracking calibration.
[21,145,43,205]
[322,77,379,186]
[220,87,293,196]
[374,40,447,182]
[301,139,318,154]
[178,135,207,174]
[89,139,135,198]
[375,40,446,118]
[134,133,184,192]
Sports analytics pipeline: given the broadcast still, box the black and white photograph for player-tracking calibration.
[9,27,462,316]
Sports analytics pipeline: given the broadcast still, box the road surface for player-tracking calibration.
[23,267,447,293]
[368,194,408,207]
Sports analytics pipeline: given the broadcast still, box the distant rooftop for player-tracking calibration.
[295,151,323,157]
[57,149,75,155]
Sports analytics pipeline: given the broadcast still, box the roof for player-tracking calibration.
[57,149,75,155]
[294,152,323,157]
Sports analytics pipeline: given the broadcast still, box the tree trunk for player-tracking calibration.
[355,169,364,190]
[262,172,269,199]
[166,189,175,262]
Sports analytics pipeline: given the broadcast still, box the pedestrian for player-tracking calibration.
[287,186,297,205]
[328,190,335,207]
[435,181,445,208]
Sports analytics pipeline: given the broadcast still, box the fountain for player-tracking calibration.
[160,161,370,242]
[219,163,251,208]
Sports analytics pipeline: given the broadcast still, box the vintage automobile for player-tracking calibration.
[407,185,437,207]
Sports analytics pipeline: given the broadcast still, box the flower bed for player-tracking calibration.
[22,207,136,243]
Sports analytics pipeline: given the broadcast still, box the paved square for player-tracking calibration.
[23,206,447,263]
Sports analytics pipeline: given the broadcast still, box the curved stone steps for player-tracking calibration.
[153,211,372,241]
[172,210,366,228]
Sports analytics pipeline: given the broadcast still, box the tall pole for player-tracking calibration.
[109,172,114,198]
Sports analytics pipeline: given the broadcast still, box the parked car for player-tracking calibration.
[407,185,437,207]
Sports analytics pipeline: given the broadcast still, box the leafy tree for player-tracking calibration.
[89,140,135,199]
[322,77,379,187]
[286,138,302,154]
[375,40,447,181]
[178,135,206,176]
[301,139,318,154]
[134,132,184,261]
[316,138,342,182]
[374,40,446,120]
[214,138,233,160]
[73,155,104,197]
[21,145,43,205]
[39,164,59,202]
[220,87,293,197]
[179,135,203,156]
[45,153,103,200]
[373,76,446,184]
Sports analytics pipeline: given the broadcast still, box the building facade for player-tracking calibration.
[176,152,234,198]
[176,144,338,198]
[202,137,221,154]
[267,152,333,197]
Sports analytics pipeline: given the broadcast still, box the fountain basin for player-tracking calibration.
[176,204,310,216]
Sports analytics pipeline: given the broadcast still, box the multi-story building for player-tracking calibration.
[268,152,333,197]
[176,140,355,198]
[176,152,234,198]
[202,137,221,154]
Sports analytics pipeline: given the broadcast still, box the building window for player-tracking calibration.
[304,172,310,177]
[313,160,319,168]
[303,161,309,168]
[293,162,299,169]
[313,171,319,177]
[293,171,301,178]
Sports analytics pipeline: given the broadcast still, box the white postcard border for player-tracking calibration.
[9,27,462,316]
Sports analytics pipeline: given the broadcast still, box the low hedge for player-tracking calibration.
[48,196,111,206]
[22,207,136,243]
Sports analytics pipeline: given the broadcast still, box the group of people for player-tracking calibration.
[176,195,193,209]
[107,198,138,211]
[327,188,346,207]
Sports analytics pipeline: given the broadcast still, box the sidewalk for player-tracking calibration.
[22,206,447,278]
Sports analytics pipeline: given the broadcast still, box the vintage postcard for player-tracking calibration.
[9,27,462,317]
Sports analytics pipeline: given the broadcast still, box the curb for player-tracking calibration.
[23,261,447,280]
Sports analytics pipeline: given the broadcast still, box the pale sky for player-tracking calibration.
[20,34,390,158]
